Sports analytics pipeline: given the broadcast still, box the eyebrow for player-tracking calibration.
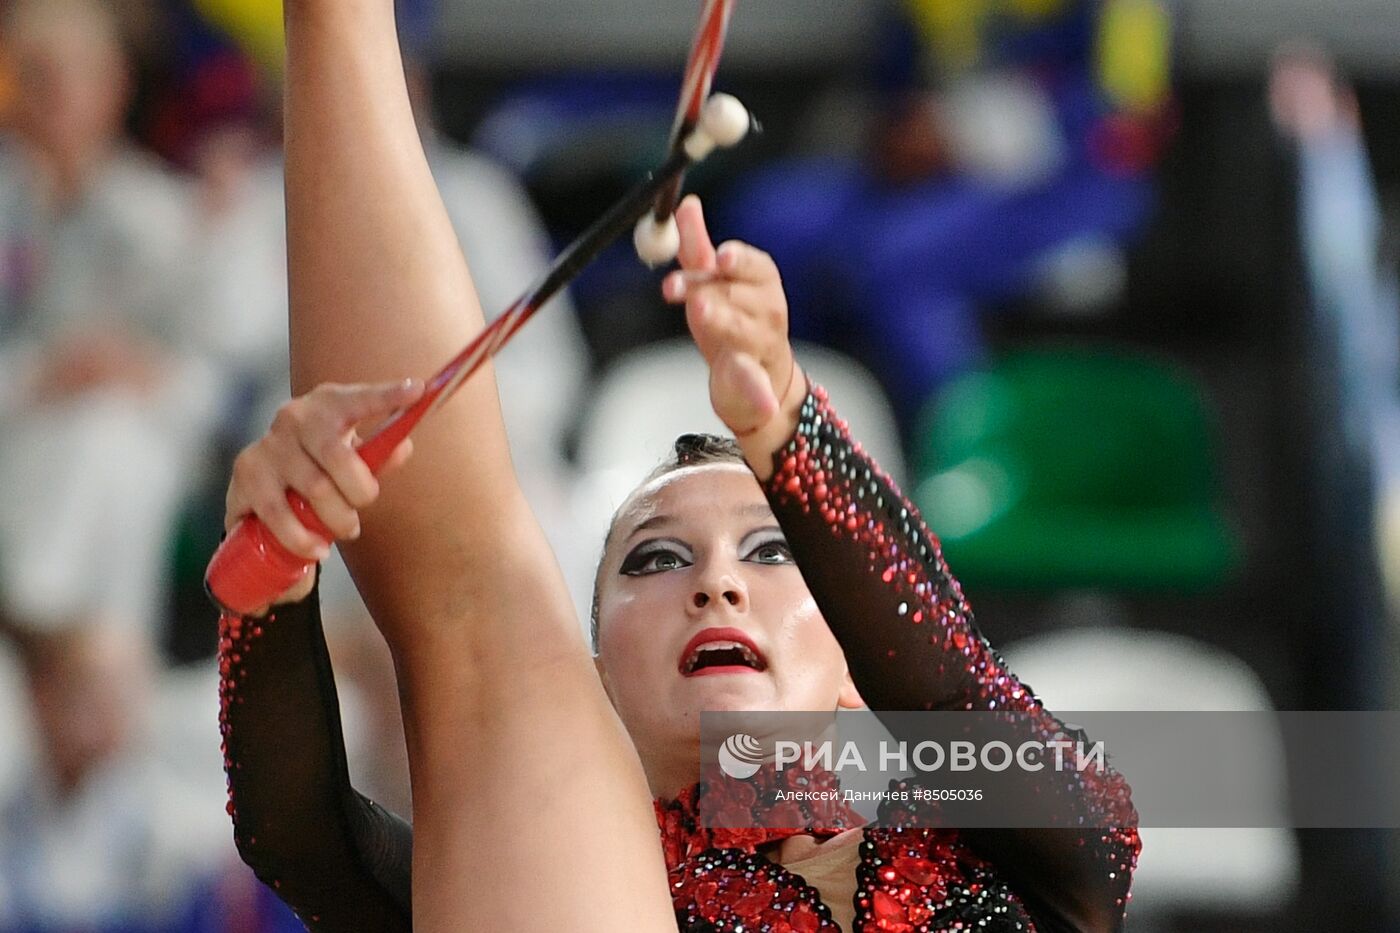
[623,502,775,542]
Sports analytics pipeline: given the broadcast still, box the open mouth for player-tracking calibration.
[678,629,769,677]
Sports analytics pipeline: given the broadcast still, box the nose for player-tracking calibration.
[688,557,749,615]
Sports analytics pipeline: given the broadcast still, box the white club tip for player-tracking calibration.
[634,213,680,267]
[700,93,750,149]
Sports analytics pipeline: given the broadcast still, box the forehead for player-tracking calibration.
[612,463,770,540]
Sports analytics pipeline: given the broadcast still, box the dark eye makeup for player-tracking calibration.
[619,529,794,576]
[745,538,794,565]
[619,539,692,576]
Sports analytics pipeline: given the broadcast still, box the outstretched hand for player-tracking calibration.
[662,195,803,460]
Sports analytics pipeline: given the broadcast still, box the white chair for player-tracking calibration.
[1001,627,1300,921]
[0,643,33,809]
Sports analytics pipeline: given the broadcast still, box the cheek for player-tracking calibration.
[772,584,847,675]
[772,585,845,694]
[796,614,846,672]
[596,580,679,685]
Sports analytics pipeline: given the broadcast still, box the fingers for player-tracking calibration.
[665,257,790,405]
[674,194,717,272]
[715,240,779,285]
[667,276,779,364]
[301,415,378,515]
[666,275,774,324]
[298,379,421,511]
[225,379,421,558]
[661,195,796,438]
[228,449,331,560]
[267,429,362,540]
[662,269,708,303]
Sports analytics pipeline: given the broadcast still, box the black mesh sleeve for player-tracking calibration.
[762,382,1140,932]
[218,582,414,931]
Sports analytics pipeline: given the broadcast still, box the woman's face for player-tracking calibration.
[593,464,863,772]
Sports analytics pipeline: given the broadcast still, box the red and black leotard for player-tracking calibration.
[218,383,1140,932]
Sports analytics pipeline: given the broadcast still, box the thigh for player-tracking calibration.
[403,646,676,932]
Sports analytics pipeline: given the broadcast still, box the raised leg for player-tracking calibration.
[281,2,674,928]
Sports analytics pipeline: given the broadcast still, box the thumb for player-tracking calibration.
[710,352,779,437]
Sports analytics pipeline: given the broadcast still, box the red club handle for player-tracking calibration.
[205,401,423,616]
[205,492,326,616]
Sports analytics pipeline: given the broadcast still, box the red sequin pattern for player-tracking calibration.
[649,382,1142,931]
[658,775,1041,932]
[218,611,267,842]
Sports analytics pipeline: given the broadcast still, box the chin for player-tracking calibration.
[678,672,782,711]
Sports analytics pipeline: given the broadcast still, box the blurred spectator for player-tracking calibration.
[0,0,223,638]
[0,625,234,930]
[186,0,589,458]
[1270,45,1400,692]
[1270,44,1400,531]
[724,0,1174,429]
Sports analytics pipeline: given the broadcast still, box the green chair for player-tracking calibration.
[911,345,1240,592]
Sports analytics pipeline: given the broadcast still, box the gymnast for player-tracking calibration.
[216,1,1139,930]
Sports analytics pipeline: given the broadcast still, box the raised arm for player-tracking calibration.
[219,381,425,929]
[220,586,413,932]
[666,198,1138,931]
[758,384,1138,931]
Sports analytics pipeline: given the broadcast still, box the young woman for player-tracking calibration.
[216,1,1138,930]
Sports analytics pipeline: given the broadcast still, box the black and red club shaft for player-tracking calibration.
[207,1,742,615]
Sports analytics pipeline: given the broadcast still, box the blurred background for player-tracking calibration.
[0,0,1397,930]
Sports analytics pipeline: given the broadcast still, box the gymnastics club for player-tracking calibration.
[206,99,752,615]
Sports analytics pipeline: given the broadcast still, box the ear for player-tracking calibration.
[837,668,866,710]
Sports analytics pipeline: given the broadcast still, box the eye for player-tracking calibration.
[746,539,793,565]
[619,542,692,576]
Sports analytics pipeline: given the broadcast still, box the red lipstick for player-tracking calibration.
[678,627,768,677]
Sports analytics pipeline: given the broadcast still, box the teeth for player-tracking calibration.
[684,641,764,674]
